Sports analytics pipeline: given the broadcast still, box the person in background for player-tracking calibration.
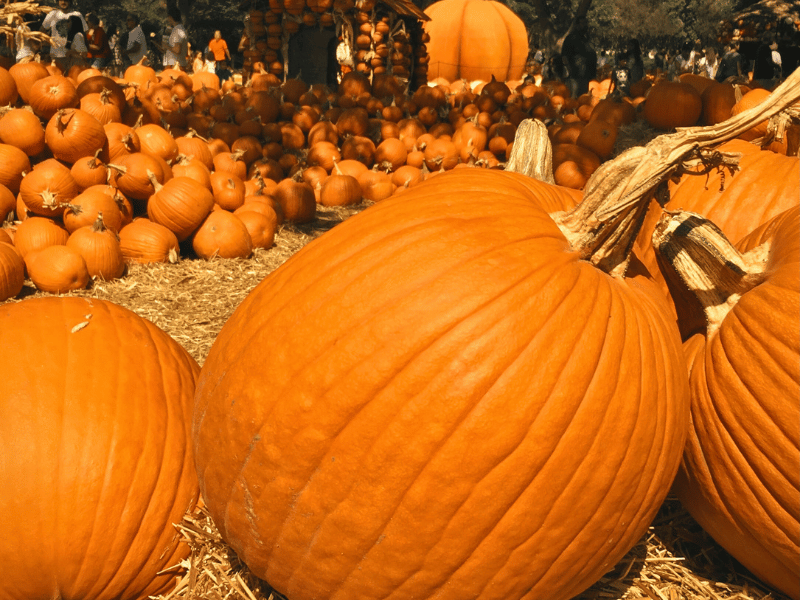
[769,39,782,79]
[610,50,631,97]
[625,38,644,84]
[41,0,86,71]
[669,40,694,79]
[208,30,231,74]
[85,13,111,70]
[106,22,122,75]
[715,41,743,81]
[61,14,87,72]
[14,16,42,63]
[192,50,204,73]
[697,46,719,79]
[123,14,147,66]
[561,15,596,97]
[154,8,188,69]
[752,37,777,89]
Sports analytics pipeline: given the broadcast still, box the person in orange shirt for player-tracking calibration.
[207,30,231,78]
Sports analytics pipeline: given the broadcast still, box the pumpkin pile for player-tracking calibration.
[241,0,429,86]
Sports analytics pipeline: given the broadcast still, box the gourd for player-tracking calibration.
[652,208,800,600]
[0,296,200,600]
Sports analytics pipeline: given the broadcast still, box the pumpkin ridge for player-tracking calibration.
[280,257,596,581]
[696,344,796,538]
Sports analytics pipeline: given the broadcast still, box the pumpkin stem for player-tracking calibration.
[503,118,554,184]
[91,211,109,233]
[652,210,769,335]
[147,170,163,193]
[553,68,800,278]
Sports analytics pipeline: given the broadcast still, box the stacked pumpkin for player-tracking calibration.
[240,0,429,87]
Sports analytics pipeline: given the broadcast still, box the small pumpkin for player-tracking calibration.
[319,173,362,207]
[147,176,215,241]
[28,75,79,120]
[643,81,702,130]
[0,108,46,157]
[19,158,79,218]
[66,212,125,280]
[0,241,24,301]
[0,144,32,194]
[25,244,90,293]
[12,216,70,259]
[118,218,180,264]
[192,210,253,260]
[235,210,276,249]
[273,178,316,223]
[45,108,108,164]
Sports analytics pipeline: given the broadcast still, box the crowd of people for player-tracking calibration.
[8,0,236,82]
[528,20,796,98]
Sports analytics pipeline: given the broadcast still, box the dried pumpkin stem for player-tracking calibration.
[503,118,555,184]
[652,210,769,335]
[554,67,800,278]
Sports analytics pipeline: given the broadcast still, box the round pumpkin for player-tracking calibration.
[423,0,528,82]
[0,241,24,301]
[653,207,800,600]
[0,108,46,157]
[193,168,689,600]
[45,108,108,164]
[147,177,214,241]
[643,81,702,130]
[0,296,200,600]
[66,212,126,280]
[119,218,180,264]
[192,209,253,260]
[25,244,90,293]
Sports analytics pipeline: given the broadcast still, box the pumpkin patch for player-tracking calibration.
[0,30,797,600]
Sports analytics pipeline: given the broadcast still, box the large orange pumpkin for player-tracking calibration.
[193,168,689,600]
[653,207,800,599]
[424,0,528,82]
[0,296,200,600]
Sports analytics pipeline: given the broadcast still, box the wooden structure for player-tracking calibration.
[240,0,430,89]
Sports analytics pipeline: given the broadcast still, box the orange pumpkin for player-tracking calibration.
[193,168,689,600]
[654,207,800,599]
[119,218,180,264]
[66,212,125,280]
[0,241,24,301]
[0,296,200,599]
[0,108,46,157]
[643,81,702,130]
[25,244,90,293]
[147,177,215,242]
[424,0,527,82]
[192,209,253,260]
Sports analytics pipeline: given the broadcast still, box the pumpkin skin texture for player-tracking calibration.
[193,169,690,600]
[0,296,200,600]
[423,0,528,82]
[668,208,800,599]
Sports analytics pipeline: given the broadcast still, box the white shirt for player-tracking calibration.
[126,24,147,64]
[15,24,36,62]
[165,23,187,67]
[42,9,87,57]
[71,31,87,54]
